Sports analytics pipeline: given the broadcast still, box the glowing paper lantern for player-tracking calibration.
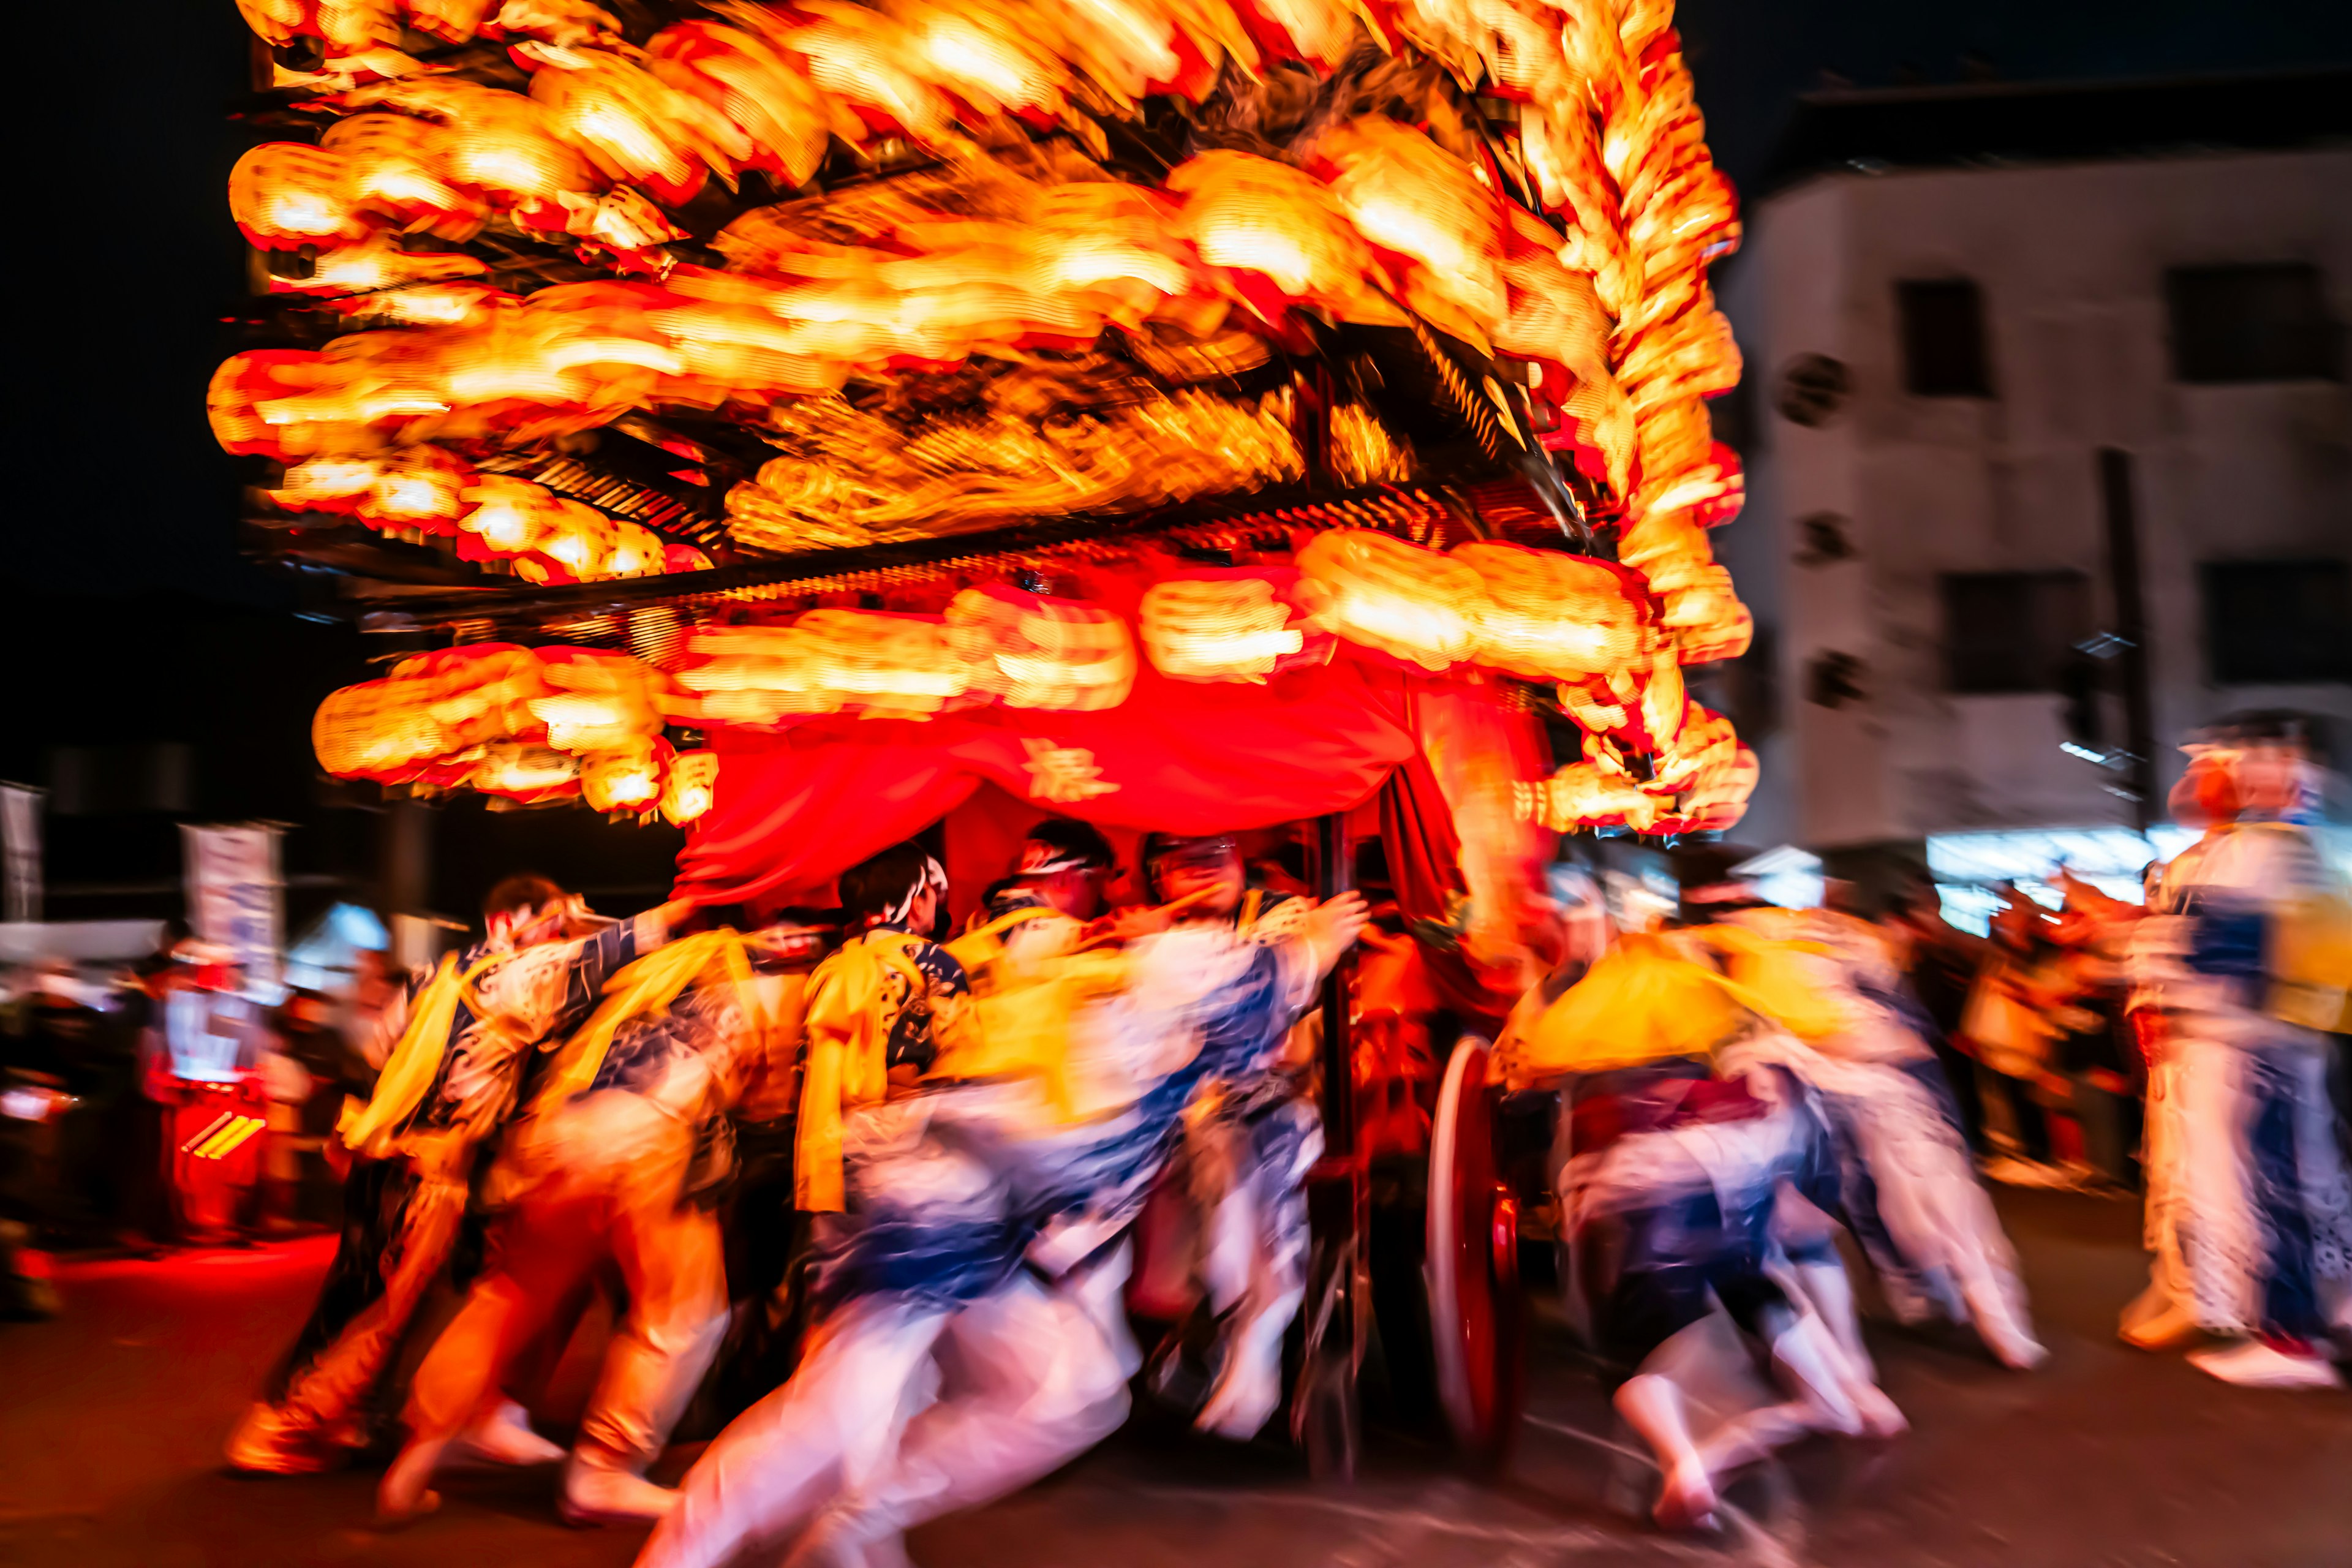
[660,750,719,826]
[520,42,746,209]
[229,144,369,249]
[946,586,1136,711]
[470,742,582,804]
[1138,572,1324,683]
[529,649,674,753]
[1452,541,1656,683]
[758,0,967,149]
[674,612,974,724]
[1311,116,1508,349]
[400,644,552,748]
[581,737,672,814]
[645,17,835,187]
[1295,529,1483,673]
[895,0,1077,121]
[312,674,459,783]
[1166,151,1404,328]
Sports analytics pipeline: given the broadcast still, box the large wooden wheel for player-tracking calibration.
[1424,1036,1524,1469]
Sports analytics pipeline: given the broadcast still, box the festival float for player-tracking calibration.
[217,0,1754,1471]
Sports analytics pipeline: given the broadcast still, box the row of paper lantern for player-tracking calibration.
[309,531,1749,805]
[312,641,720,818]
[265,444,710,583]
[216,131,1650,482]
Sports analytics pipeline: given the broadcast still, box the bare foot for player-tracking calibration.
[376,1438,448,1527]
[451,1400,564,1468]
[1653,1459,1719,1532]
[1850,1381,1909,1439]
[2119,1297,2199,1351]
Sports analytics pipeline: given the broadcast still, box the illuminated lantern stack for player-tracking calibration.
[243,0,1762,837]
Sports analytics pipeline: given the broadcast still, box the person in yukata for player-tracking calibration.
[379,912,809,1525]
[2121,720,2352,1389]
[636,844,1367,1568]
[225,875,692,1477]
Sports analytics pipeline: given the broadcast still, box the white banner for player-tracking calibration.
[0,784,39,924]
[182,823,284,995]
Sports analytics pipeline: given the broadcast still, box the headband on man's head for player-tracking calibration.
[877,854,949,929]
[1018,842,1098,876]
[1143,832,1238,869]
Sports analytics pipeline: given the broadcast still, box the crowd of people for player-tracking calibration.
[11,720,2345,1551]
[0,930,404,1292]
[221,824,1370,1548]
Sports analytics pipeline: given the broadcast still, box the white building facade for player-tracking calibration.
[1715,81,2351,907]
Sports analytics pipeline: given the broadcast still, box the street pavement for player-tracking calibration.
[2,1188,2347,1568]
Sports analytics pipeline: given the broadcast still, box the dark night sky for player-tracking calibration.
[8,2,2348,607]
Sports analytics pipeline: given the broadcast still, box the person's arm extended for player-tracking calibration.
[568,895,701,995]
[1267,891,1372,1017]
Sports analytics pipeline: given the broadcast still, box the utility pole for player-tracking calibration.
[2097,448,2158,831]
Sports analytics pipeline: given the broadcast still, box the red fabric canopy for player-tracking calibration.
[674,655,1424,907]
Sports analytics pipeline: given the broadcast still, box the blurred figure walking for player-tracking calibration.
[2121,723,2352,1389]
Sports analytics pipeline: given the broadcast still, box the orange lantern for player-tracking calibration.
[1137,570,1326,684]
[229,143,368,249]
[318,113,490,238]
[660,749,720,826]
[581,737,673,815]
[1295,528,1483,673]
[674,612,974,725]
[396,644,552,748]
[529,647,675,754]
[1311,116,1509,349]
[945,585,1136,711]
[644,18,834,187]
[521,42,745,209]
[1515,760,1664,835]
[1451,541,1656,683]
[470,742,582,804]
[312,674,461,783]
[1166,151,1404,328]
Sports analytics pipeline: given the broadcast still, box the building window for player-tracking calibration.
[1896,279,1993,396]
[1940,570,2090,693]
[2202,560,2352,684]
[2165,264,2342,383]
